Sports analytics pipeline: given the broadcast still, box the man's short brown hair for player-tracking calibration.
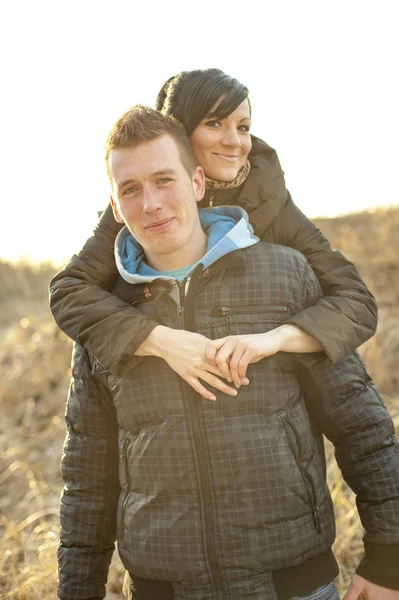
[105,105,198,180]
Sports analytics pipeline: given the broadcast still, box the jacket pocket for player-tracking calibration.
[277,409,322,534]
[119,432,133,540]
[212,305,288,335]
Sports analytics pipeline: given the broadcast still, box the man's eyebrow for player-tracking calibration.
[151,169,178,177]
[116,170,177,190]
[117,178,137,190]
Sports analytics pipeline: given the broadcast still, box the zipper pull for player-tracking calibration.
[313,507,322,534]
[212,307,232,334]
[212,307,231,316]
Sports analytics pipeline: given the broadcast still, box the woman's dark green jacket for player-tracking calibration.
[49,136,377,374]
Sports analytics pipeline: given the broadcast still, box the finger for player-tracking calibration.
[237,347,255,380]
[230,342,255,387]
[185,376,217,401]
[205,338,227,367]
[200,372,238,398]
[229,344,247,388]
[205,343,217,365]
[342,578,364,600]
[214,342,236,381]
[203,362,231,380]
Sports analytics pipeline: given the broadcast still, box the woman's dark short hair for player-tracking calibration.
[156,68,250,136]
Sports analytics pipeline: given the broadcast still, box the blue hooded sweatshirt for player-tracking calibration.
[114,206,259,284]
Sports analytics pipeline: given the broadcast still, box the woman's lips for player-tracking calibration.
[213,153,240,162]
[145,217,175,231]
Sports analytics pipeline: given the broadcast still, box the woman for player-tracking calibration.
[50,68,377,399]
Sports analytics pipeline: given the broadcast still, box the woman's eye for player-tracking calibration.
[205,120,221,128]
[238,124,251,133]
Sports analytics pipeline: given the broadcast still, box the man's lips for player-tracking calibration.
[144,217,175,230]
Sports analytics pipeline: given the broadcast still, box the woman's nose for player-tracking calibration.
[221,126,241,147]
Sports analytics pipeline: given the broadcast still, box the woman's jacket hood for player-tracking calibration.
[114,206,259,284]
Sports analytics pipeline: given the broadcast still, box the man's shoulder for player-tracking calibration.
[243,240,310,268]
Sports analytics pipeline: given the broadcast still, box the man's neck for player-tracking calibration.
[145,230,208,272]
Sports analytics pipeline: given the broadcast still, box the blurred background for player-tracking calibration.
[0,0,398,264]
[0,0,398,598]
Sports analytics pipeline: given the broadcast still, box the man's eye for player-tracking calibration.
[123,186,138,195]
[157,178,172,184]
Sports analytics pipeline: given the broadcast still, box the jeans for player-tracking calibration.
[294,581,340,600]
[123,572,340,600]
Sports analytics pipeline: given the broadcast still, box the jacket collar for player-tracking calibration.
[114,206,259,285]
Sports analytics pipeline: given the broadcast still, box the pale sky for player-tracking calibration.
[0,0,397,264]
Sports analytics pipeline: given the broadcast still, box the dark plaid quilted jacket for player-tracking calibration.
[58,243,399,600]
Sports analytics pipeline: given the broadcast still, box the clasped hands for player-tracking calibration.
[139,324,301,401]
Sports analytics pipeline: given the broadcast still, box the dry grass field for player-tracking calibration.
[0,206,398,599]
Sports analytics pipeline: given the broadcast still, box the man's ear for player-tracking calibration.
[110,195,124,223]
[192,166,206,203]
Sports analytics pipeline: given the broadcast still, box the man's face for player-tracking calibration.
[109,134,205,269]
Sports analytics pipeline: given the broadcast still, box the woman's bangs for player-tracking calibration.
[208,86,249,121]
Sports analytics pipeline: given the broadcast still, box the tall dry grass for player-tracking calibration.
[0,207,398,598]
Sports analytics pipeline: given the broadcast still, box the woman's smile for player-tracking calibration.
[213,152,241,162]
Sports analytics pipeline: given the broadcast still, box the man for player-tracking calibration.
[57,106,399,600]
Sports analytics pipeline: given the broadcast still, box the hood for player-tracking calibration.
[115,206,259,284]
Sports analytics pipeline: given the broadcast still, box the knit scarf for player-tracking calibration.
[204,159,251,210]
[205,159,251,191]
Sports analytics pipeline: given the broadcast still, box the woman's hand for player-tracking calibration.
[206,330,281,388]
[343,574,399,599]
[136,326,240,401]
[206,324,323,388]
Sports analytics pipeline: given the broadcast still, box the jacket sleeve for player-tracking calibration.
[58,343,120,600]
[300,349,399,590]
[50,204,159,375]
[269,193,378,362]
[294,259,399,590]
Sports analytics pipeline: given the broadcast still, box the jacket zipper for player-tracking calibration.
[277,410,322,534]
[177,279,226,600]
[175,279,191,328]
[212,305,288,335]
[120,433,132,539]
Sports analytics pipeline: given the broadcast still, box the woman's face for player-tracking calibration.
[190,98,252,182]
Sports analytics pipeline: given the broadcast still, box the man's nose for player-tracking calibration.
[221,126,241,147]
[142,188,163,213]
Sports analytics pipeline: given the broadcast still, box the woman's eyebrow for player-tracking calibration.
[203,113,251,121]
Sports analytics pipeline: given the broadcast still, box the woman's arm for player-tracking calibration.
[50,204,238,396]
[58,343,120,600]
[50,204,161,375]
[268,193,378,361]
